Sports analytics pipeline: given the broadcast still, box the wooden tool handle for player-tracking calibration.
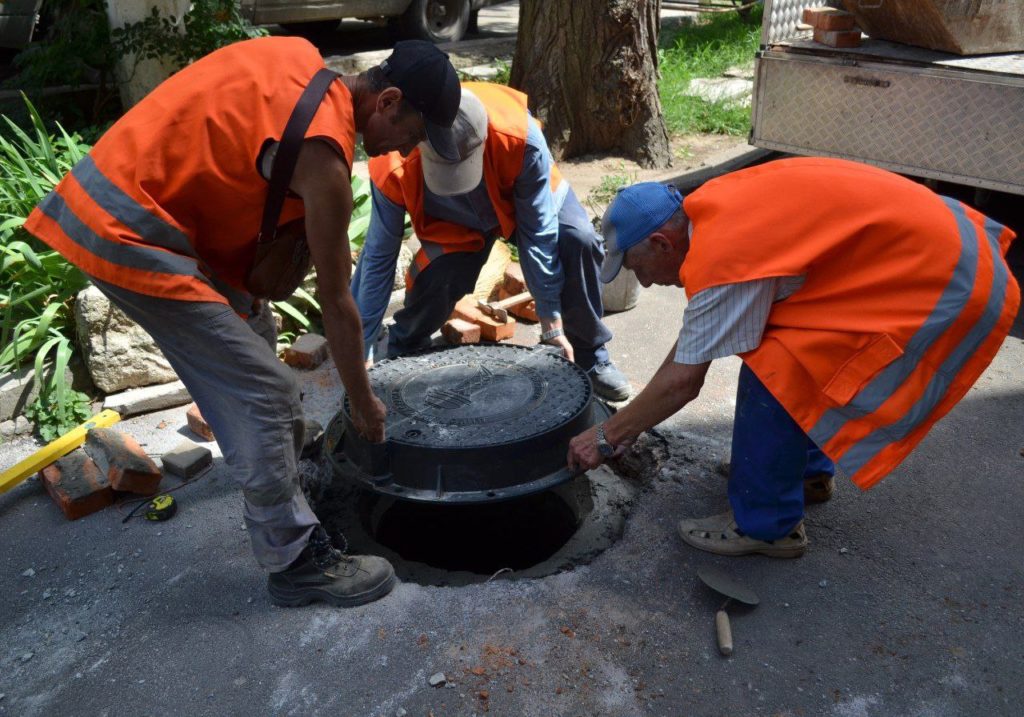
[715,610,733,656]
[479,291,532,312]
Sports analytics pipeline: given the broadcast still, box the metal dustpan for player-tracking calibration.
[697,567,759,656]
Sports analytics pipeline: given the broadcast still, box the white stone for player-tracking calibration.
[459,64,500,80]
[1,415,33,438]
[103,380,191,417]
[686,77,753,104]
[75,285,178,393]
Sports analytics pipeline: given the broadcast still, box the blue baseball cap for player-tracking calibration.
[600,182,684,283]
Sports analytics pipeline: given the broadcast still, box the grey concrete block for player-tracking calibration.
[161,440,212,480]
[103,380,191,418]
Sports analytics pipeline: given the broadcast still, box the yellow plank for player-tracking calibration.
[0,410,121,495]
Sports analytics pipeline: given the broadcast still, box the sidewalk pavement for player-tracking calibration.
[1,229,1022,715]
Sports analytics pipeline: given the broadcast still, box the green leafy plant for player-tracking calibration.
[493,60,512,86]
[0,96,92,438]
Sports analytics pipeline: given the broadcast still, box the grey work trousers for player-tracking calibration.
[90,278,317,572]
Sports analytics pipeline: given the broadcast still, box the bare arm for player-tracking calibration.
[290,139,386,442]
[567,345,710,472]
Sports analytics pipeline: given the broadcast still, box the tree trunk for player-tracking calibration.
[510,0,671,169]
[105,0,188,108]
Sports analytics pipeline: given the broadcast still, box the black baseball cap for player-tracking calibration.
[381,40,461,161]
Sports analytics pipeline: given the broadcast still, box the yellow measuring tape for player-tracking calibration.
[0,409,121,495]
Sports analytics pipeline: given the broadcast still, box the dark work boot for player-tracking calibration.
[267,526,396,608]
[586,360,631,402]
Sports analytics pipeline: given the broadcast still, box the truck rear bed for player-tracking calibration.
[751,0,1024,195]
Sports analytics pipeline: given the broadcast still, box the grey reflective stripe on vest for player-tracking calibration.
[808,196,979,450]
[36,190,215,287]
[57,156,254,312]
[407,239,449,284]
[71,156,198,258]
[837,204,1011,476]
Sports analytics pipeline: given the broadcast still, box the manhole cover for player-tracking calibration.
[326,344,610,503]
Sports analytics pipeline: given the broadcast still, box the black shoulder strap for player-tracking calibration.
[259,67,340,243]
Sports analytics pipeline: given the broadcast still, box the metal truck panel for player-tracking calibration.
[754,0,1024,194]
[752,50,1024,194]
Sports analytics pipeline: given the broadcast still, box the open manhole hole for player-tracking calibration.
[317,344,660,586]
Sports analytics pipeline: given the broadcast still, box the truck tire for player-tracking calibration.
[399,0,470,43]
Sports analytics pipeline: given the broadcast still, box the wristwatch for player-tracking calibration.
[595,424,615,458]
[541,327,565,342]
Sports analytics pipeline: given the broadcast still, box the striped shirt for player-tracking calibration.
[675,275,806,364]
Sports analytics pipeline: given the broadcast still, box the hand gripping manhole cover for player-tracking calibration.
[326,344,611,503]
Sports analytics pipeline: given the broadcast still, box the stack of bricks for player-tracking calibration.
[39,427,163,521]
[802,6,862,48]
[498,263,538,322]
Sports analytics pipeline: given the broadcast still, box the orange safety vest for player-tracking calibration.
[680,157,1019,490]
[368,82,562,288]
[23,36,356,314]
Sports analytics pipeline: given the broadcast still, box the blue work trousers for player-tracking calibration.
[729,363,835,541]
[387,189,613,368]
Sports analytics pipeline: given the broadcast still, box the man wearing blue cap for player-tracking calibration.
[566,158,1018,559]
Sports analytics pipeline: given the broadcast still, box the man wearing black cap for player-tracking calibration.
[23,36,461,607]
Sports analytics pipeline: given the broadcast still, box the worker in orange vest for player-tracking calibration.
[352,83,630,401]
[567,158,1019,558]
[23,37,461,606]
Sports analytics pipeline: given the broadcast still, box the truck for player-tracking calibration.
[749,0,1024,201]
[0,1,499,49]
[238,0,499,43]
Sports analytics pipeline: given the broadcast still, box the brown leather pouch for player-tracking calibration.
[245,219,311,301]
[244,67,337,300]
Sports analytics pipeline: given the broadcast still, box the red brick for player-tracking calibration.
[450,297,516,342]
[39,449,114,520]
[802,7,856,32]
[282,333,330,369]
[502,262,527,295]
[186,403,215,442]
[442,318,482,345]
[813,28,862,48]
[83,427,162,496]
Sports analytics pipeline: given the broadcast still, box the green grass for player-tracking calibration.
[658,8,762,136]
